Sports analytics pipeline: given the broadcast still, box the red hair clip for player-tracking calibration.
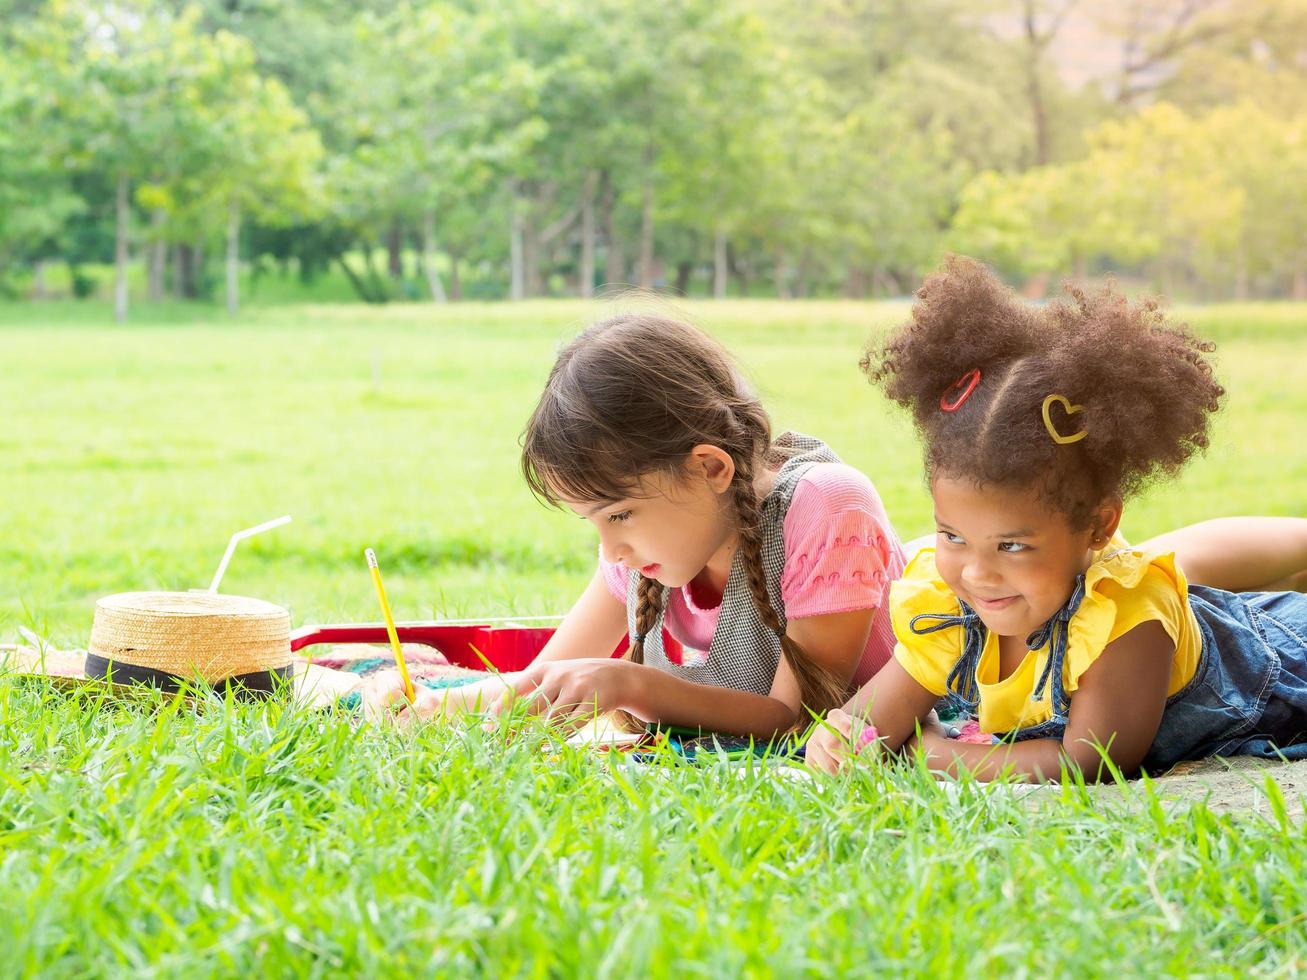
[940,369,981,412]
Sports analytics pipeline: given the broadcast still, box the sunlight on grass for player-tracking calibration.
[0,300,1304,973]
[3,299,1301,644]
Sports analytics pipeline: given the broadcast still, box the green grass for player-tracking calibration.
[1,298,1306,974]
[2,686,1306,975]
[4,298,1304,643]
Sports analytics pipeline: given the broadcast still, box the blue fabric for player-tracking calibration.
[336,674,482,712]
[918,583,1307,769]
[1144,586,1307,768]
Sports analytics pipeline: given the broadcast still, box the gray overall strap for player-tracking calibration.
[624,432,840,695]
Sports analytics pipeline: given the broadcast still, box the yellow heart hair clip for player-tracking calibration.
[1041,394,1087,445]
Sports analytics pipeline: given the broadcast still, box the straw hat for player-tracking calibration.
[87,591,292,696]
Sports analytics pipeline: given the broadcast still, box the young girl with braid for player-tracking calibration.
[366,312,908,735]
[807,257,1307,780]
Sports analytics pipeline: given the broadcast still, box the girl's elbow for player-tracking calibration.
[760,698,803,736]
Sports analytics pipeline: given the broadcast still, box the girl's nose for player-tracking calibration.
[598,534,628,567]
[962,556,1002,590]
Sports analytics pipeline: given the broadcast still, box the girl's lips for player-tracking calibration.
[639,563,661,578]
[973,594,1019,610]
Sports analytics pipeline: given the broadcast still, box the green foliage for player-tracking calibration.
[1,0,1306,302]
[0,45,82,282]
[953,101,1307,293]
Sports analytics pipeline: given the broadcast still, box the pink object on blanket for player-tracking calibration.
[308,644,451,671]
[855,724,880,751]
[954,720,990,744]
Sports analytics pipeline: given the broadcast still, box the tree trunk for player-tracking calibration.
[509,181,526,300]
[638,162,655,289]
[843,266,868,299]
[524,218,542,297]
[774,249,792,300]
[225,198,240,315]
[1026,61,1050,167]
[730,244,749,297]
[448,252,463,301]
[1023,0,1054,167]
[114,173,129,323]
[1293,263,1307,301]
[673,260,692,296]
[580,170,597,298]
[713,228,728,299]
[336,254,382,304]
[796,252,814,298]
[1072,253,1087,281]
[387,221,403,280]
[31,259,48,299]
[420,209,447,303]
[602,172,625,287]
[175,244,191,299]
[148,209,166,301]
[362,239,389,301]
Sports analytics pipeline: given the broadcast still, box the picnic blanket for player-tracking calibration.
[0,642,484,709]
[6,642,1306,810]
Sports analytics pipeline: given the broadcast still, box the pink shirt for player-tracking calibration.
[599,462,905,688]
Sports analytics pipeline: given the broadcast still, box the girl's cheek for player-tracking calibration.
[935,557,967,596]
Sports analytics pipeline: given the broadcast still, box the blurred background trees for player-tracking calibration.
[2,0,1304,310]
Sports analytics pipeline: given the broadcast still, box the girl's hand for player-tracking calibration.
[488,658,637,724]
[361,669,443,726]
[805,708,878,775]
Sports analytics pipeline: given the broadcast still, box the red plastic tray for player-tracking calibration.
[290,622,637,673]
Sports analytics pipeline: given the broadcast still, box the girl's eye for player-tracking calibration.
[998,541,1030,553]
[940,531,964,545]
[607,511,632,524]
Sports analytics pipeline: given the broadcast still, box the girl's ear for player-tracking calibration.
[686,444,736,495]
[1090,498,1124,547]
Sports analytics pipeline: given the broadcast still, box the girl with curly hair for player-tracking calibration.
[808,256,1307,780]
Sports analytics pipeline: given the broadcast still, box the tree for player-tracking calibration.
[193,33,322,315]
[326,2,545,302]
[0,46,82,293]
[1016,0,1080,165]
[1194,103,1307,296]
[951,103,1248,293]
[17,1,298,320]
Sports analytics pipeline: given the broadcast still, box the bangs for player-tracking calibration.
[524,452,645,509]
[521,404,650,508]
[519,311,770,511]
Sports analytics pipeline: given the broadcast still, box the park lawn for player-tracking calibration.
[0,298,1305,974]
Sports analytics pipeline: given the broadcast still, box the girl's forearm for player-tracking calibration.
[622,665,800,737]
[907,732,1075,783]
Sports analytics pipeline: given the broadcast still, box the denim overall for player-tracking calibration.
[910,581,1307,772]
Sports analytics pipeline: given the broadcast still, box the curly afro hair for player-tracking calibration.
[862,255,1225,529]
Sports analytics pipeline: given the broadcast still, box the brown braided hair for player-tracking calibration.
[731,456,848,716]
[521,312,846,723]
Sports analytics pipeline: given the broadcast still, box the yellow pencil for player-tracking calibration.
[365,548,415,702]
